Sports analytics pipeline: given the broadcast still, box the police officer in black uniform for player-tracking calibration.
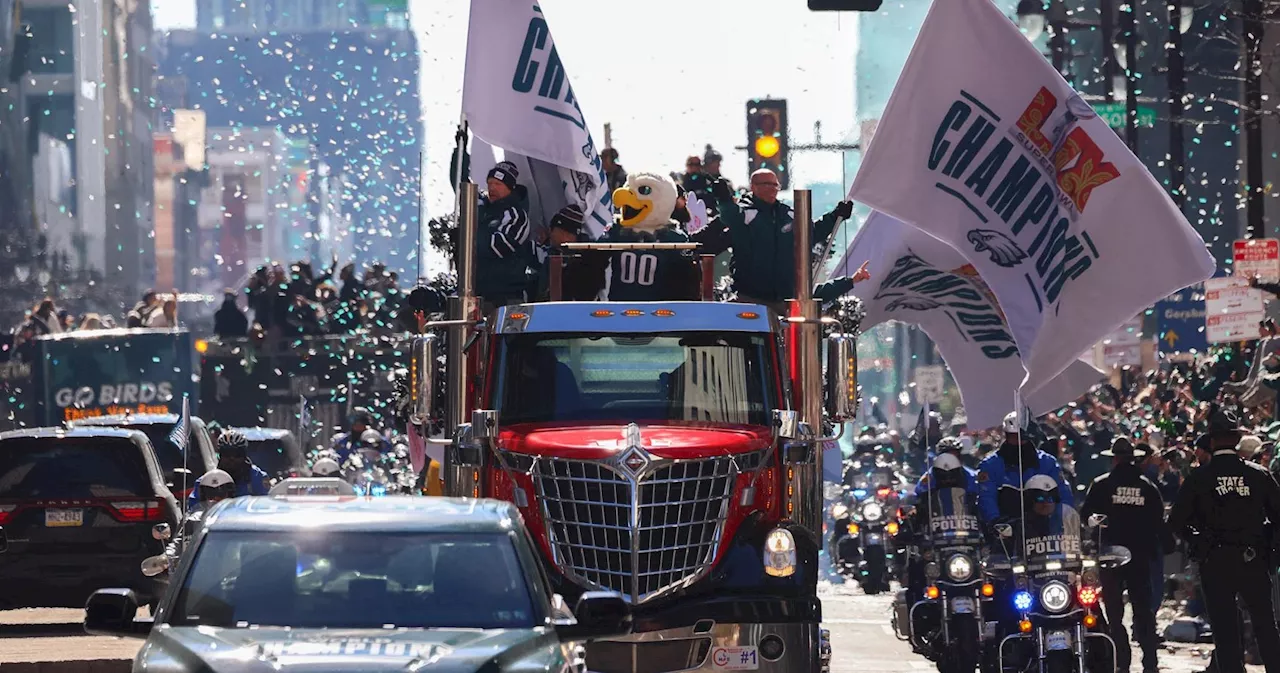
[1169,409,1280,673]
[1081,437,1166,673]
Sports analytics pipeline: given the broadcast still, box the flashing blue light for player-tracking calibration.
[372,484,387,497]
[1013,591,1033,611]
[852,488,868,499]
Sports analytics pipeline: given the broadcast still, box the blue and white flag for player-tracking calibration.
[833,211,1104,430]
[299,395,311,437]
[462,0,613,238]
[848,0,1214,389]
[169,394,190,453]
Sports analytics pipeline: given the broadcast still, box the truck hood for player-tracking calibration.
[140,626,567,673]
[501,423,772,460]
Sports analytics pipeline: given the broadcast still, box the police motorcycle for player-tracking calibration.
[139,469,237,596]
[831,439,909,593]
[892,454,991,673]
[986,476,1130,673]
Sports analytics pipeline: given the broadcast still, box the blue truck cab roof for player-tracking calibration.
[494,301,775,334]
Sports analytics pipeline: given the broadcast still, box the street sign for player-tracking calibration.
[1155,284,1207,353]
[1205,277,1265,343]
[1093,102,1156,129]
[1097,317,1144,367]
[914,365,945,405]
[1233,238,1280,282]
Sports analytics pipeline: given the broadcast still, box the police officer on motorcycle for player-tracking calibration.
[915,437,977,496]
[1169,408,1280,673]
[978,411,1074,525]
[1081,437,1165,673]
[332,407,391,462]
[187,430,269,509]
[310,457,342,479]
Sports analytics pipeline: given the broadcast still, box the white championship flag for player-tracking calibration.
[834,211,1104,430]
[848,0,1215,389]
[463,0,612,238]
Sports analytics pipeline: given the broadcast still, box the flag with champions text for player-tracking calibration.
[848,0,1215,390]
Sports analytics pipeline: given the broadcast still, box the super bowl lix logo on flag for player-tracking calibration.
[848,0,1214,389]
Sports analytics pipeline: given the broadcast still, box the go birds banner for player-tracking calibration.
[848,0,1214,390]
[462,0,612,237]
[834,211,1104,430]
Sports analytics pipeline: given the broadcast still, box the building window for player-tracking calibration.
[24,8,74,75]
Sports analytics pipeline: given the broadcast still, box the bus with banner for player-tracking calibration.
[0,329,197,429]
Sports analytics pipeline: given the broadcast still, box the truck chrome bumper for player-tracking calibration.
[586,621,828,673]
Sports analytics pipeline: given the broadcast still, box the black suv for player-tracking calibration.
[71,414,218,498]
[0,427,181,609]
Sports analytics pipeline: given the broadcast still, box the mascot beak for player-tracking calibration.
[612,187,652,228]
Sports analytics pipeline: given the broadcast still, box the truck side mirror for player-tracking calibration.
[824,333,858,422]
[472,410,498,440]
[410,334,439,426]
[774,410,799,439]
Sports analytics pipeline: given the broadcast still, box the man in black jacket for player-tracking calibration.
[1169,409,1280,673]
[1081,437,1166,673]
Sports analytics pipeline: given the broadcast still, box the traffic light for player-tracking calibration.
[746,99,789,189]
[808,0,884,10]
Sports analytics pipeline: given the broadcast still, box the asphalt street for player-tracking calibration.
[0,583,1243,672]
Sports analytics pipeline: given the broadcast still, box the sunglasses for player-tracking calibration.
[752,181,780,187]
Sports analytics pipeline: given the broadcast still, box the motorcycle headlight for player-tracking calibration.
[1039,580,1073,613]
[831,503,849,520]
[946,554,974,582]
[861,502,884,522]
[763,528,797,577]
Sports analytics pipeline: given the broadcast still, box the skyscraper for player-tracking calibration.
[159,0,420,272]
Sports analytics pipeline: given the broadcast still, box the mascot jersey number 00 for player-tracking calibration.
[602,172,701,301]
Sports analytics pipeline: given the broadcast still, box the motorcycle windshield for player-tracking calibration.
[1016,503,1084,571]
[922,486,981,544]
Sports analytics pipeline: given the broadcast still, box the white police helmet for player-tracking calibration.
[933,453,963,471]
[1003,412,1024,434]
[311,458,341,478]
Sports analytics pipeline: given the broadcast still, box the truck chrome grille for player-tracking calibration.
[536,455,736,603]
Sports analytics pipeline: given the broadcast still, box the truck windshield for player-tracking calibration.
[170,531,537,630]
[496,332,777,425]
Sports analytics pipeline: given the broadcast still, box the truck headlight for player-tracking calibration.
[946,554,974,582]
[861,502,884,522]
[1040,581,1072,613]
[763,528,797,577]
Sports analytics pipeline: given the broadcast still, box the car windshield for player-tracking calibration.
[170,531,537,629]
[0,437,151,498]
[496,331,777,425]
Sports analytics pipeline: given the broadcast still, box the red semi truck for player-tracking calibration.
[408,187,855,673]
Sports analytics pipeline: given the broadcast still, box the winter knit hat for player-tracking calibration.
[551,204,585,233]
[487,161,519,190]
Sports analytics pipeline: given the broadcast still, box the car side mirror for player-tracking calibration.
[555,591,632,642]
[84,589,152,638]
[472,410,498,440]
[0,525,8,553]
[410,335,439,426]
[140,554,171,577]
[824,333,858,422]
[774,410,799,440]
[152,523,171,541]
[167,467,194,490]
